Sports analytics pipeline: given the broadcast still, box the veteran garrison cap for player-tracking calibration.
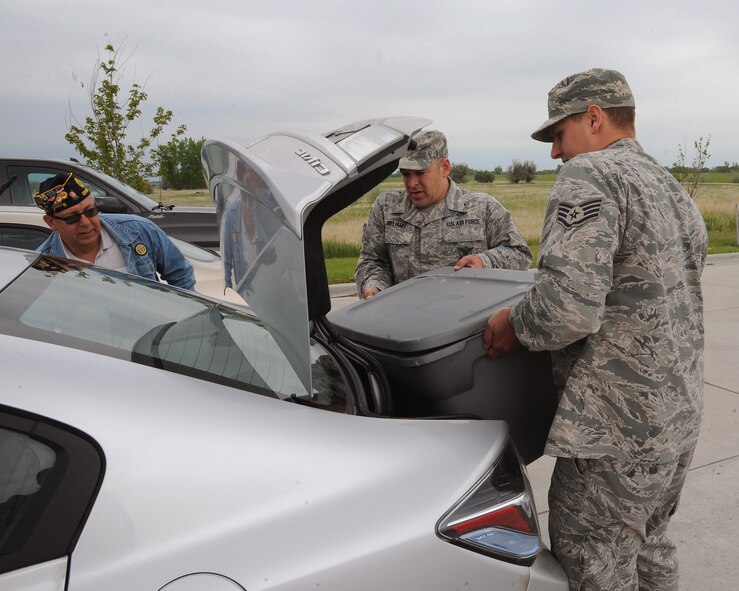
[33,172,91,214]
[531,68,635,142]
[399,130,448,171]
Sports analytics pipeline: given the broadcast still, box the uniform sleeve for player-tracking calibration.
[509,165,622,351]
[150,226,196,291]
[478,197,533,270]
[355,197,394,294]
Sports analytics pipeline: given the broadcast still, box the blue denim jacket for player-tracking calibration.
[37,214,195,290]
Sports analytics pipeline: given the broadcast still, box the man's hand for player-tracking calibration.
[483,307,521,359]
[454,254,484,271]
[362,286,380,299]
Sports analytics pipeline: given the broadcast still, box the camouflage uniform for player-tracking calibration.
[547,451,694,591]
[355,180,532,293]
[510,69,707,591]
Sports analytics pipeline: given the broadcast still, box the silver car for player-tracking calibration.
[0,117,567,590]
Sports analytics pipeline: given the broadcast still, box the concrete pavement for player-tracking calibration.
[330,252,739,589]
[661,253,739,589]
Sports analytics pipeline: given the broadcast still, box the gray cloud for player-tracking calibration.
[2,0,738,170]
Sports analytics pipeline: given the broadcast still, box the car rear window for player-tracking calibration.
[0,256,347,408]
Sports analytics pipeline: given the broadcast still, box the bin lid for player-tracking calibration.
[328,267,535,354]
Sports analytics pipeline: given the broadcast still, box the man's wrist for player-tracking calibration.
[363,280,386,292]
[507,304,522,333]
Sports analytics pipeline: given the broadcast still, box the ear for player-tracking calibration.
[439,157,451,177]
[42,215,56,230]
[587,104,605,134]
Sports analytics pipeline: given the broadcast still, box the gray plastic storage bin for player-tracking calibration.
[328,267,558,464]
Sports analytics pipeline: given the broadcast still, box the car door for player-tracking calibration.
[0,408,104,588]
[0,223,50,250]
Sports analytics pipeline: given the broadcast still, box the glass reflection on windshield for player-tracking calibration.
[7,259,307,399]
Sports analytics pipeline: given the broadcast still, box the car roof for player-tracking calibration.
[0,205,45,215]
[0,157,90,166]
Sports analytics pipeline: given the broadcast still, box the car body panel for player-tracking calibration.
[0,333,557,591]
[0,558,68,591]
[0,158,218,247]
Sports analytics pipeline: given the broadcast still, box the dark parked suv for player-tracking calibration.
[0,158,218,247]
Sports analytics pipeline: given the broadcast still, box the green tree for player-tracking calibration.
[157,137,207,190]
[473,170,495,183]
[672,136,711,198]
[65,42,186,192]
[506,159,537,183]
[450,163,471,184]
[712,161,732,173]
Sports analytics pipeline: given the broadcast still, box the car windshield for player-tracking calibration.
[0,256,347,407]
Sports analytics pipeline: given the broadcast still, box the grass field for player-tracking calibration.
[152,179,739,284]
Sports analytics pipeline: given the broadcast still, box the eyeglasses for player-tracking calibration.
[48,205,100,225]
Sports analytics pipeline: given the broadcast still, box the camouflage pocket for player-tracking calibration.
[384,224,413,245]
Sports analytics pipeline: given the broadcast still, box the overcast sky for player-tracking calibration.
[2,0,737,171]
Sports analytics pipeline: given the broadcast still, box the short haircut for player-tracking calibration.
[567,106,635,133]
[604,106,636,130]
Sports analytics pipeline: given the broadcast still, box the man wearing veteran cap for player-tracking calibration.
[484,69,707,590]
[34,172,195,289]
[355,130,531,299]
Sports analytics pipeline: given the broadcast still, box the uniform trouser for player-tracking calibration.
[548,448,695,591]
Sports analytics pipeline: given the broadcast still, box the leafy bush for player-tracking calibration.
[450,163,471,184]
[474,170,495,183]
[506,159,537,184]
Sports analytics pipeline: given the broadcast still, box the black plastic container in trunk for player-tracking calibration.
[328,267,558,464]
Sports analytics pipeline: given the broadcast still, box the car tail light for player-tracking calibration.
[437,439,541,565]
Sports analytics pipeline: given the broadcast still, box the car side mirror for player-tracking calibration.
[94,195,128,214]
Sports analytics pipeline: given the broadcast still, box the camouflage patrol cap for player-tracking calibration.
[399,130,448,171]
[531,68,635,142]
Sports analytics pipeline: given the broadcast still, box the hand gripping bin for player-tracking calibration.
[328,268,558,464]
